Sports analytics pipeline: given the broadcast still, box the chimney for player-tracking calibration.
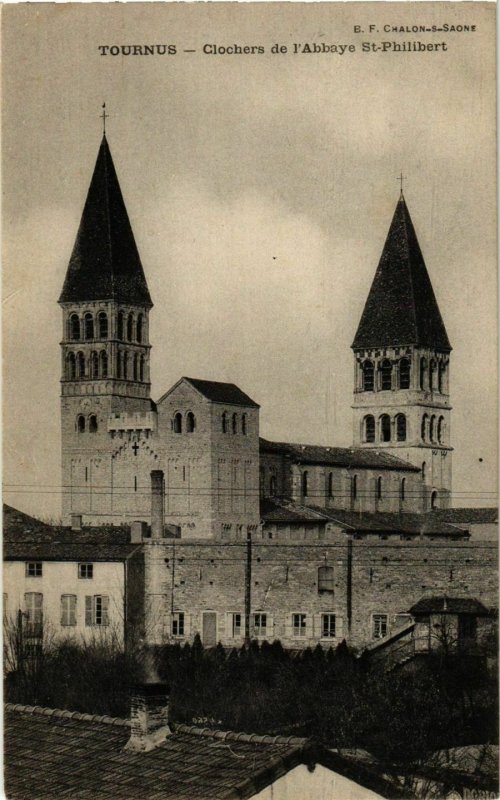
[125,682,171,752]
[151,470,164,540]
[71,514,82,531]
[130,520,148,543]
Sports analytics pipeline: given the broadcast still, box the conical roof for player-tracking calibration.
[352,196,451,351]
[59,136,152,306]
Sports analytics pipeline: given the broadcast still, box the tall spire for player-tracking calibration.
[352,196,451,351]
[59,136,152,306]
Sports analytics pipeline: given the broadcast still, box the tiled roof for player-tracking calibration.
[260,438,420,472]
[183,378,260,408]
[409,597,490,616]
[352,196,451,351]
[3,504,139,562]
[260,500,468,537]
[429,508,498,524]
[4,704,403,800]
[59,135,152,306]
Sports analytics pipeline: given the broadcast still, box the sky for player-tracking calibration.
[2,2,497,520]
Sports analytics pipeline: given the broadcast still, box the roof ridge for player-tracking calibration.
[172,722,308,747]
[5,702,131,728]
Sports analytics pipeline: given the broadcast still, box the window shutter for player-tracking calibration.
[165,612,172,638]
[70,595,77,626]
[226,612,234,639]
[336,616,344,640]
[266,614,274,640]
[101,595,109,626]
[60,596,67,626]
[85,596,93,626]
[184,613,191,639]
[313,613,322,639]
[304,614,311,639]
[34,593,43,625]
[217,612,225,641]
[284,615,293,641]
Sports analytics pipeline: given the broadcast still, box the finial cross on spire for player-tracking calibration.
[101,102,108,135]
[398,172,407,197]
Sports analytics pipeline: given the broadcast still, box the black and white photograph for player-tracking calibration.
[2,3,498,798]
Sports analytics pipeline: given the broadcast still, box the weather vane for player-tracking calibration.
[101,102,108,135]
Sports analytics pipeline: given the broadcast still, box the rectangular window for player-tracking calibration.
[321,613,336,638]
[60,595,77,627]
[232,613,242,637]
[26,562,42,578]
[318,566,334,593]
[85,595,109,627]
[172,612,185,637]
[254,613,267,637]
[372,614,388,639]
[293,613,307,637]
[78,563,94,579]
[24,592,43,634]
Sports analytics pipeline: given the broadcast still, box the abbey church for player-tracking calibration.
[59,134,452,537]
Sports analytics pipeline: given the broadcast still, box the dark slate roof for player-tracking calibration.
[183,377,260,408]
[4,704,404,800]
[261,500,469,537]
[352,196,451,351]
[429,508,498,524]
[409,597,490,616]
[59,135,152,306]
[3,504,138,562]
[260,438,420,473]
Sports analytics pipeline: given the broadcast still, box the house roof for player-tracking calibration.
[166,377,260,408]
[429,508,498,525]
[409,597,490,616]
[260,438,420,473]
[260,500,469,537]
[59,135,152,307]
[352,196,451,351]
[3,504,139,562]
[4,704,403,800]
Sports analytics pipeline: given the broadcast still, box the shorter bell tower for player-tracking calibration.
[351,193,452,510]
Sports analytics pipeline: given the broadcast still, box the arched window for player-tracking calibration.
[77,352,85,378]
[396,413,407,442]
[139,355,145,382]
[362,360,374,391]
[232,413,238,434]
[318,566,334,593]
[91,351,99,379]
[67,353,76,380]
[186,412,196,433]
[364,415,375,443]
[117,352,123,380]
[437,416,445,444]
[431,490,438,510]
[117,311,125,340]
[84,313,94,340]
[400,478,406,502]
[99,351,108,378]
[69,314,80,341]
[438,362,444,393]
[380,414,391,442]
[89,415,98,433]
[377,476,383,500]
[379,360,392,391]
[222,412,227,433]
[77,415,85,433]
[98,312,108,339]
[136,314,143,343]
[327,472,334,498]
[429,360,437,391]
[242,414,247,435]
[127,313,134,342]
[351,475,358,501]
[270,475,277,496]
[429,415,436,443]
[399,358,411,389]
[133,354,138,381]
[301,471,308,497]
[123,352,129,380]
[420,357,427,390]
[173,412,182,434]
[421,414,428,442]
[422,461,426,481]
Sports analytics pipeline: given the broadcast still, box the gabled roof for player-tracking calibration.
[3,504,139,562]
[159,377,259,408]
[4,704,404,800]
[409,597,490,616]
[352,196,451,351]
[260,438,420,473]
[59,135,152,307]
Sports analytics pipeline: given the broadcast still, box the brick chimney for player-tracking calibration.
[125,682,171,752]
[151,470,164,540]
